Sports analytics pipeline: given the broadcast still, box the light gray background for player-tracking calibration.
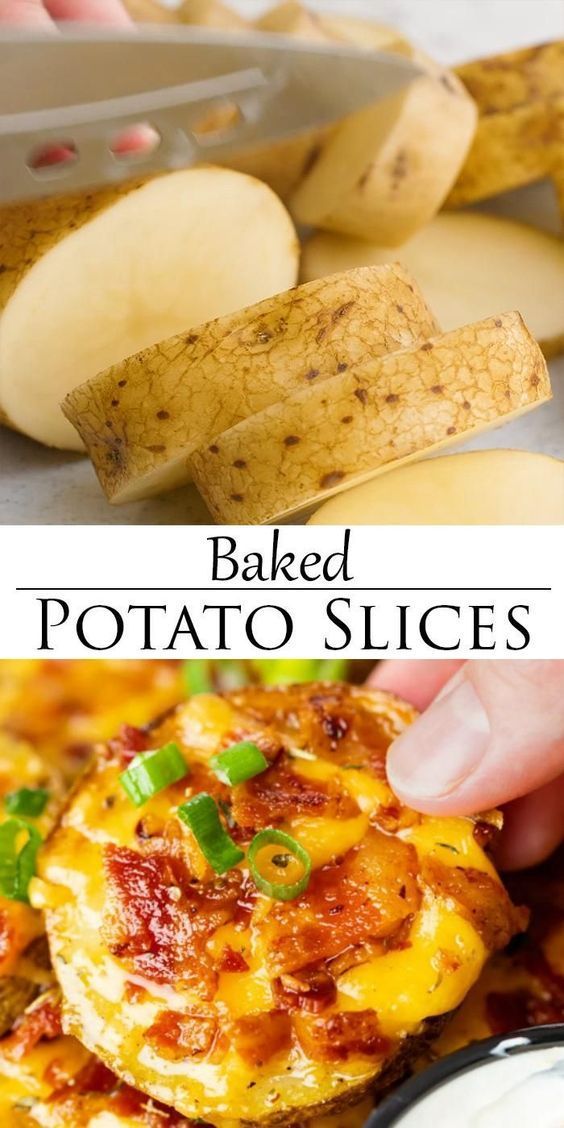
[2,0,563,523]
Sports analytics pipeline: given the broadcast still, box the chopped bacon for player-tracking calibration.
[266,829,420,974]
[272,966,336,1013]
[293,1009,389,1062]
[145,1009,218,1061]
[231,756,358,831]
[218,945,249,973]
[421,859,529,952]
[231,1010,292,1066]
[49,1055,189,1124]
[108,724,149,762]
[102,844,241,995]
[2,995,62,1062]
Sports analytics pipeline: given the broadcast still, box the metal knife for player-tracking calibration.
[0,25,418,202]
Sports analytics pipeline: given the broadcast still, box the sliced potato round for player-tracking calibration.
[63,265,439,503]
[449,42,564,208]
[35,684,523,1126]
[308,451,564,525]
[188,312,551,525]
[290,52,477,244]
[0,168,298,450]
[301,212,564,358]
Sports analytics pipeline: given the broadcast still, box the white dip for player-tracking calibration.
[398,1045,564,1127]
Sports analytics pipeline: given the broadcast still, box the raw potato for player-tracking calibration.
[449,42,564,208]
[178,0,248,29]
[290,51,477,244]
[189,312,551,525]
[308,451,564,525]
[301,213,564,358]
[63,265,440,503]
[122,0,178,21]
[255,2,408,53]
[0,168,298,450]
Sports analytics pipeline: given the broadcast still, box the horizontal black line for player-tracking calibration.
[16,587,552,593]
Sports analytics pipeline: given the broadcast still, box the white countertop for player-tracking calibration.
[1,0,563,524]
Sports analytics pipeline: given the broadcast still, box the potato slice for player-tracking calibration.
[0,168,298,450]
[290,51,477,244]
[301,212,564,358]
[178,0,248,28]
[63,264,439,503]
[449,42,564,208]
[308,451,564,525]
[188,312,551,525]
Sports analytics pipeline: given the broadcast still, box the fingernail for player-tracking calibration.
[387,677,491,801]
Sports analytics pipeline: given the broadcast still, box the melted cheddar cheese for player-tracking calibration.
[34,684,524,1126]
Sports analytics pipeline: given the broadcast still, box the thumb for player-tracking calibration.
[387,660,564,815]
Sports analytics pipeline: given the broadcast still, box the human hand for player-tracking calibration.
[0,0,132,26]
[368,659,564,871]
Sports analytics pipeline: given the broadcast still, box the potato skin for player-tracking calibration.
[36,684,524,1126]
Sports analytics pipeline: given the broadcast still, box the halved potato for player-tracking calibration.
[301,213,564,359]
[189,312,551,525]
[449,42,564,209]
[307,451,564,526]
[0,168,298,450]
[34,684,525,1126]
[63,265,440,504]
[35,676,523,1128]
[122,0,178,22]
[178,0,248,28]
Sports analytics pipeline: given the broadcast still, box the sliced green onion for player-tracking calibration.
[248,829,311,901]
[119,743,189,808]
[5,788,49,818]
[178,793,244,874]
[182,661,215,696]
[253,659,349,686]
[0,819,42,902]
[210,741,268,787]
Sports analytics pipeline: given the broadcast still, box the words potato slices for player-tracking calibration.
[0,168,298,451]
[33,684,524,1126]
[449,41,564,209]
[189,312,551,525]
[301,213,564,359]
[63,265,439,504]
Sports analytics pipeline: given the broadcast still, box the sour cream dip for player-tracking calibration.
[397,1046,564,1128]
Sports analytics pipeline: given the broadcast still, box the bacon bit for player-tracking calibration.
[49,1056,188,1125]
[108,724,149,762]
[3,995,62,1062]
[73,1057,117,1094]
[272,966,336,1013]
[473,820,499,852]
[321,713,349,745]
[124,980,148,1004]
[421,858,528,952]
[231,1010,292,1067]
[233,874,258,927]
[487,987,564,1033]
[293,1009,389,1062]
[43,1056,77,1090]
[231,756,358,831]
[218,945,249,973]
[267,830,420,974]
[145,1009,217,1061]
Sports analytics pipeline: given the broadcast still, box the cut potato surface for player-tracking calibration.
[0,168,298,450]
[290,51,477,244]
[64,265,439,504]
[122,0,177,21]
[178,0,248,28]
[189,312,551,525]
[33,684,524,1126]
[308,451,564,526]
[301,213,564,358]
[449,42,564,208]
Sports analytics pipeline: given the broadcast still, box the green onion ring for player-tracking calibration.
[248,829,311,901]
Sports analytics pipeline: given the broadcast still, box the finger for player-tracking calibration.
[386,660,564,814]
[44,0,133,23]
[367,659,465,712]
[496,775,564,871]
[0,0,53,24]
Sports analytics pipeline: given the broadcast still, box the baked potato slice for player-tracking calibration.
[34,684,525,1126]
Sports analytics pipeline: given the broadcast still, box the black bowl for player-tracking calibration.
[366,1024,564,1127]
